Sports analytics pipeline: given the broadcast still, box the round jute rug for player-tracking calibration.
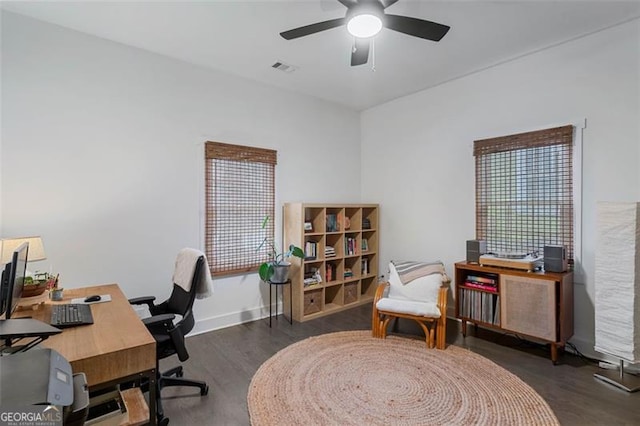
[248,331,559,426]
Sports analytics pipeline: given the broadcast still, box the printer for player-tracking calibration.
[0,348,89,425]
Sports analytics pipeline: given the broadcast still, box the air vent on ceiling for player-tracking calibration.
[272,61,298,73]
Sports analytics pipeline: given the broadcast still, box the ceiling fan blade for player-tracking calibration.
[337,0,358,8]
[351,38,370,66]
[280,17,346,40]
[384,14,450,41]
[380,0,399,9]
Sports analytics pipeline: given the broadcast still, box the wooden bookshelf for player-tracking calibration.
[455,261,573,363]
[284,203,379,322]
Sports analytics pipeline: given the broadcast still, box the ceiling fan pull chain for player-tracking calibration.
[371,38,376,72]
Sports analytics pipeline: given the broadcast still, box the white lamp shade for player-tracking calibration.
[594,202,640,363]
[0,236,47,264]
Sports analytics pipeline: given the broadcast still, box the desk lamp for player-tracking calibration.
[0,236,47,274]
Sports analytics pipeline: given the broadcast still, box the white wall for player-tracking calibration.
[361,19,640,357]
[0,12,361,331]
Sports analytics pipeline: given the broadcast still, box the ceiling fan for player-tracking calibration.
[280,0,450,66]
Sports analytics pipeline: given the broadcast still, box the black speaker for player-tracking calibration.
[544,245,567,272]
[466,240,486,263]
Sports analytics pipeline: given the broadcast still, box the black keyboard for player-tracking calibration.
[50,304,94,328]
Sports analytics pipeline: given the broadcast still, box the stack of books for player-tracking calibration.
[304,277,320,287]
[304,268,322,287]
[325,245,336,258]
[464,274,498,293]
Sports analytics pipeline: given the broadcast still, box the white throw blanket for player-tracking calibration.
[392,260,445,285]
[172,248,214,299]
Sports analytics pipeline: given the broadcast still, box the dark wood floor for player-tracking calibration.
[158,304,640,425]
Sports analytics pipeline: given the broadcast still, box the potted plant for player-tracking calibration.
[257,216,304,283]
[21,272,55,298]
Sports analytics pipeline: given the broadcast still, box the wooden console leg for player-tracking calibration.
[461,320,467,337]
[551,343,558,364]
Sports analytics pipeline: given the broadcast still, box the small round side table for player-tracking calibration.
[267,279,292,328]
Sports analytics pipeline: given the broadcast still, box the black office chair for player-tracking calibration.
[129,254,209,426]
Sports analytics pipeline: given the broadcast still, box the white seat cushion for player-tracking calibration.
[376,298,441,318]
[388,262,443,303]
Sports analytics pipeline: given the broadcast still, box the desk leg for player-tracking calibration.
[148,369,157,426]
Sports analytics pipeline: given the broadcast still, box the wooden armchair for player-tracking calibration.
[372,262,449,349]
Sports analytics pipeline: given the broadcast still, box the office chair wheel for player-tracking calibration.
[176,370,183,378]
[158,417,169,426]
[201,385,209,396]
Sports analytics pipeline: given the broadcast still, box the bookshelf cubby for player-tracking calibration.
[284,203,379,322]
[455,261,573,363]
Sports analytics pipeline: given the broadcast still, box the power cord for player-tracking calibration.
[563,341,599,365]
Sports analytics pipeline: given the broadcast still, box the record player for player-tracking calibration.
[479,251,543,272]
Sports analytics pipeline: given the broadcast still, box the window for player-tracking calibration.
[474,125,574,262]
[204,142,277,276]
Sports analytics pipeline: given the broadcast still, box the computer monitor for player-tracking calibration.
[0,263,10,316]
[2,242,29,319]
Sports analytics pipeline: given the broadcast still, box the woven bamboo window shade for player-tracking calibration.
[474,125,574,262]
[205,142,277,276]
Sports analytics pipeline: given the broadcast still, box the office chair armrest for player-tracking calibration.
[142,313,176,340]
[128,296,156,310]
[142,313,175,327]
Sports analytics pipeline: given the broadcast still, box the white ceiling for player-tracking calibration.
[2,1,640,110]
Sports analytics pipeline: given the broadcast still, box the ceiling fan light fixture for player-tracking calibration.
[347,14,382,38]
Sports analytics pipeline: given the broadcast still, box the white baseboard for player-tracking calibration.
[189,303,281,336]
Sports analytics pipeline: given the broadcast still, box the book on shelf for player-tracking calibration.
[466,274,497,285]
[304,277,321,287]
[324,245,336,258]
[463,281,498,293]
[463,273,498,292]
[345,237,357,255]
[325,263,336,282]
[361,258,369,275]
[362,218,371,229]
[304,241,318,260]
[344,268,353,278]
[326,214,338,232]
[361,238,368,252]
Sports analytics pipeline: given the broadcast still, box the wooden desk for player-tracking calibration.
[15,284,157,425]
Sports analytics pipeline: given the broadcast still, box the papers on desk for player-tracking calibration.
[70,294,112,304]
[131,304,151,319]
